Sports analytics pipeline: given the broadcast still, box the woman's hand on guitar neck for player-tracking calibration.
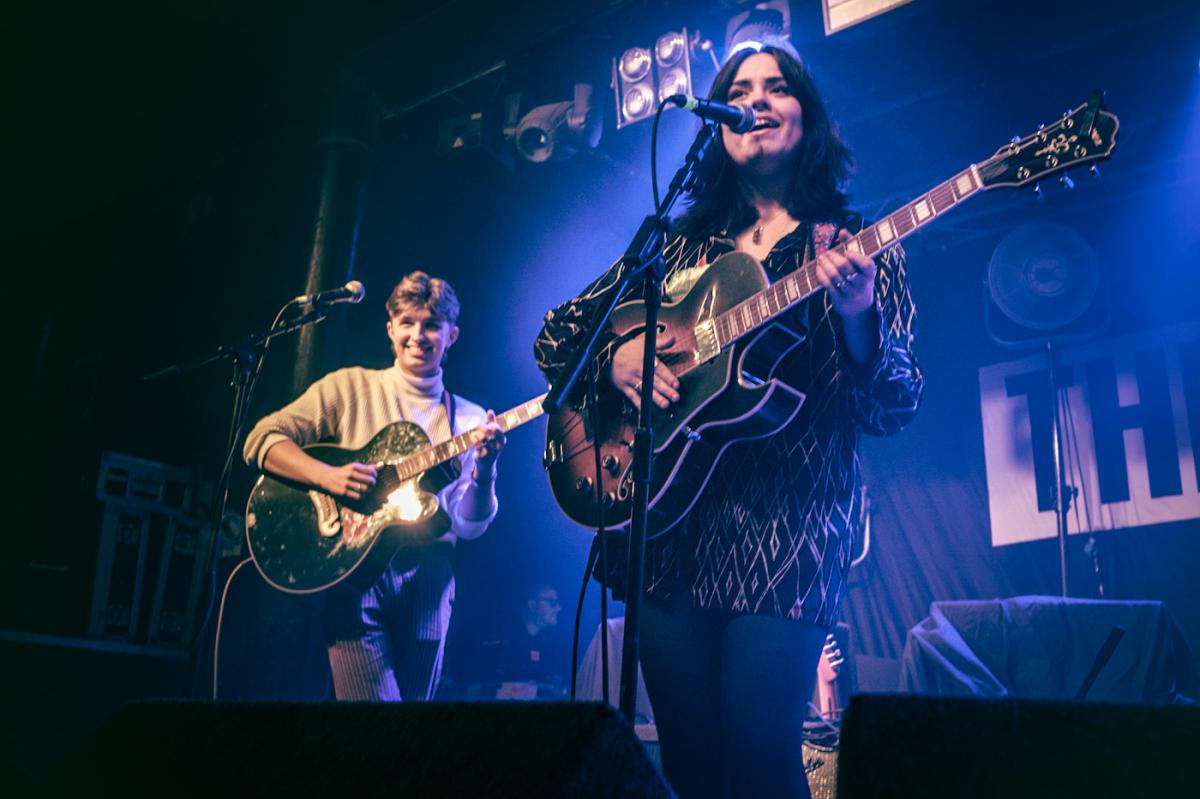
[816,229,878,321]
[611,332,681,411]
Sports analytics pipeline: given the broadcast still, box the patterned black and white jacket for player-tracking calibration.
[534,213,923,627]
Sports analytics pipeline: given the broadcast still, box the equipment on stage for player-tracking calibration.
[246,394,546,594]
[544,94,1118,536]
[803,630,845,799]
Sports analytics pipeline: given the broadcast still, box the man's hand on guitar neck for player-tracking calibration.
[612,332,681,411]
[263,439,379,502]
[471,410,506,483]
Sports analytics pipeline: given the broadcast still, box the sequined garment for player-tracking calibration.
[534,215,923,626]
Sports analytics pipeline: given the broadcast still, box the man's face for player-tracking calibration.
[532,589,561,628]
[387,305,459,378]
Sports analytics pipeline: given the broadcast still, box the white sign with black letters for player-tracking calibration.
[979,322,1199,547]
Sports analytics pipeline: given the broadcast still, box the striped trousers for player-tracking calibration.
[321,552,455,701]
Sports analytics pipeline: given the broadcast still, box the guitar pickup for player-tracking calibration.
[693,318,720,363]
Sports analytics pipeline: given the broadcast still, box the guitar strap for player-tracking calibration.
[812,219,838,260]
[442,390,456,435]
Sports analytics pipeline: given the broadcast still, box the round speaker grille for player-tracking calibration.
[987,222,1100,331]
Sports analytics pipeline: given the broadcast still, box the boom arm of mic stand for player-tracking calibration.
[542,123,719,414]
[540,123,720,724]
[142,308,328,383]
[138,304,330,668]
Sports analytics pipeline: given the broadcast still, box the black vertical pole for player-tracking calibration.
[291,69,379,393]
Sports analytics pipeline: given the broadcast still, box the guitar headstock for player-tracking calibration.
[977,92,1118,189]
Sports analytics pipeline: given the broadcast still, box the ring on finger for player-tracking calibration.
[634,380,642,392]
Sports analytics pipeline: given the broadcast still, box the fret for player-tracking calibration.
[931,184,954,214]
[708,166,991,350]
[862,227,880,255]
[913,195,933,223]
[954,171,975,198]
[876,217,896,245]
[392,393,546,480]
[798,267,814,295]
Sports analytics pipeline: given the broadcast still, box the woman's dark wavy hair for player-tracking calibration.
[676,42,854,240]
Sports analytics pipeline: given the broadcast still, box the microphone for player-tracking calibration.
[292,280,365,307]
[667,94,756,134]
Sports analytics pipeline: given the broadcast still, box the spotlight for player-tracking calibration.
[613,29,695,129]
[506,84,601,163]
[655,31,692,103]
[614,45,657,128]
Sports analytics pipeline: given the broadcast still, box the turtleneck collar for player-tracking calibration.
[391,359,444,398]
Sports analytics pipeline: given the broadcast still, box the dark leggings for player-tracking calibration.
[640,593,826,799]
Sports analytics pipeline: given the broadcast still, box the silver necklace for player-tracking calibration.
[752,210,788,246]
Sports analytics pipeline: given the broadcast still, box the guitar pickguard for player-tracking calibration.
[309,490,342,537]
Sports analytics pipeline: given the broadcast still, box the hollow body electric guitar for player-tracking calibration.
[545,95,1118,535]
[247,394,546,593]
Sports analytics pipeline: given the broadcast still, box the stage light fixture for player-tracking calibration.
[507,83,601,163]
[615,45,657,128]
[613,29,694,129]
[655,31,692,103]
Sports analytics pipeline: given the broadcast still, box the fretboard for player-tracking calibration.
[395,393,548,480]
[712,166,983,348]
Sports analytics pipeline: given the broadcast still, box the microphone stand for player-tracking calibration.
[544,122,721,722]
[144,304,329,658]
[1046,339,1076,597]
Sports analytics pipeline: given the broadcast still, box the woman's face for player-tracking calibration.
[720,52,804,176]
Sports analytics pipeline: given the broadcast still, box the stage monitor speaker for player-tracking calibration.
[837,694,1199,798]
[49,701,670,798]
[984,221,1109,348]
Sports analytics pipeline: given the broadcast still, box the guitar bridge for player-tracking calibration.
[694,318,720,363]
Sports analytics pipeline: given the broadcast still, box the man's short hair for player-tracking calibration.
[386,271,460,324]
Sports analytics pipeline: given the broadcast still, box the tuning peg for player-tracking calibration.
[1090,164,1101,179]
[1011,135,1021,144]
[1033,183,1044,201]
[1059,173,1075,190]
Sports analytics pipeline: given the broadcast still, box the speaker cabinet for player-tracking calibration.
[837,694,1199,798]
[50,701,670,798]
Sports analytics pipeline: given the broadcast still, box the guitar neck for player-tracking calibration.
[395,393,548,480]
[712,166,984,348]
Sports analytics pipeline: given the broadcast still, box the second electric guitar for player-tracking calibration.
[247,394,546,594]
